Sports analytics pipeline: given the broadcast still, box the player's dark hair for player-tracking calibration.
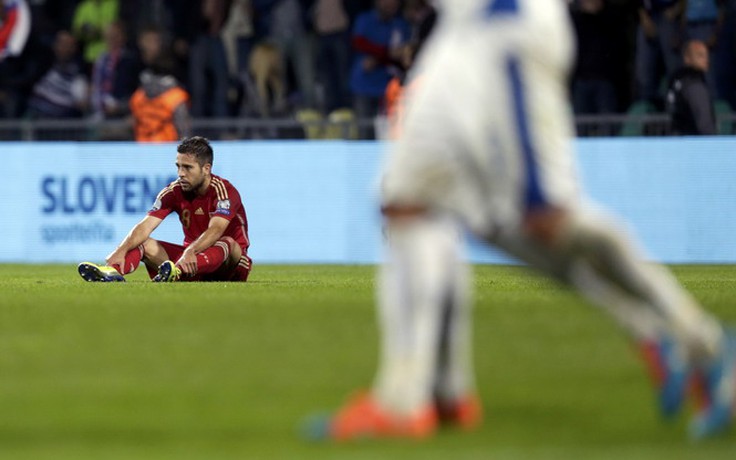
[177,136,213,167]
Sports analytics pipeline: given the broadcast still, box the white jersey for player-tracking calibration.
[373,2,731,436]
[432,0,571,23]
[381,0,579,236]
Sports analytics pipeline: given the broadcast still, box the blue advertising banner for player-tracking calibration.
[4,141,386,264]
[7,143,178,262]
[3,138,736,264]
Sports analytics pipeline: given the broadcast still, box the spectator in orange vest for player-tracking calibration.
[129,59,190,142]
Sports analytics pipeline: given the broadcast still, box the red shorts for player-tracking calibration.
[151,240,252,282]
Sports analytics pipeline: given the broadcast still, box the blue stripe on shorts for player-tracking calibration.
[485,0,519,17]
[507,56,547,210]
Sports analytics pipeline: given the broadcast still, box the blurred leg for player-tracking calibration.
[374,214,465,416]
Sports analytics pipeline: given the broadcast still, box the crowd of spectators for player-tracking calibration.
[571,0,736,117]
[2,0,736,138]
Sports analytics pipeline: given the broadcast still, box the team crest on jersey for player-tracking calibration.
[150,198,162,212]
[216,199,232,216]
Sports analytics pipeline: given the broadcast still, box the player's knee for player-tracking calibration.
[218,236,237,252]
[140,238,159,258]
[534,209,630,266]
[381,203,428,222]
[218,236,242,261]
[523,206,569,247]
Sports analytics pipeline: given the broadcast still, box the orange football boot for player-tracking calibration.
[312,391,438,441]
[436,394,483,430]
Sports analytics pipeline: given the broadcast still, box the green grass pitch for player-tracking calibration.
[0,264,734,459]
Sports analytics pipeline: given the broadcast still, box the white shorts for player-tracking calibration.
[381,0,581,237]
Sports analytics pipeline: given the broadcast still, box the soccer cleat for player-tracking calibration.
[153,260,182,282]
[436,394,483,430]
[77,262,125,282]
[639,337,690,419]
[304,391,437,441]
[689,332,736,440]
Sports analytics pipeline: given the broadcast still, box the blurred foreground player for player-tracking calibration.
[78,136,252,282]
[309,0,736,441]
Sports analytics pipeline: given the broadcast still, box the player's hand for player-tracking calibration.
[105,250,126,273]
[176,251,198,275]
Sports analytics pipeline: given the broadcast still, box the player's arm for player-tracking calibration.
[105,215,163,269]
[175,215,230,274]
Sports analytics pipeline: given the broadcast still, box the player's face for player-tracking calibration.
[176,153,210,192]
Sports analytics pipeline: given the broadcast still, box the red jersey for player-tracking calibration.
[148,174,250,254]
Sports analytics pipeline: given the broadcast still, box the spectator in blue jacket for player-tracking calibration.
[90,20,140,121]
[349,0,409,137]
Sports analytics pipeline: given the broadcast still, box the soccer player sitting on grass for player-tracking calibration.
[78,136,252,283]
